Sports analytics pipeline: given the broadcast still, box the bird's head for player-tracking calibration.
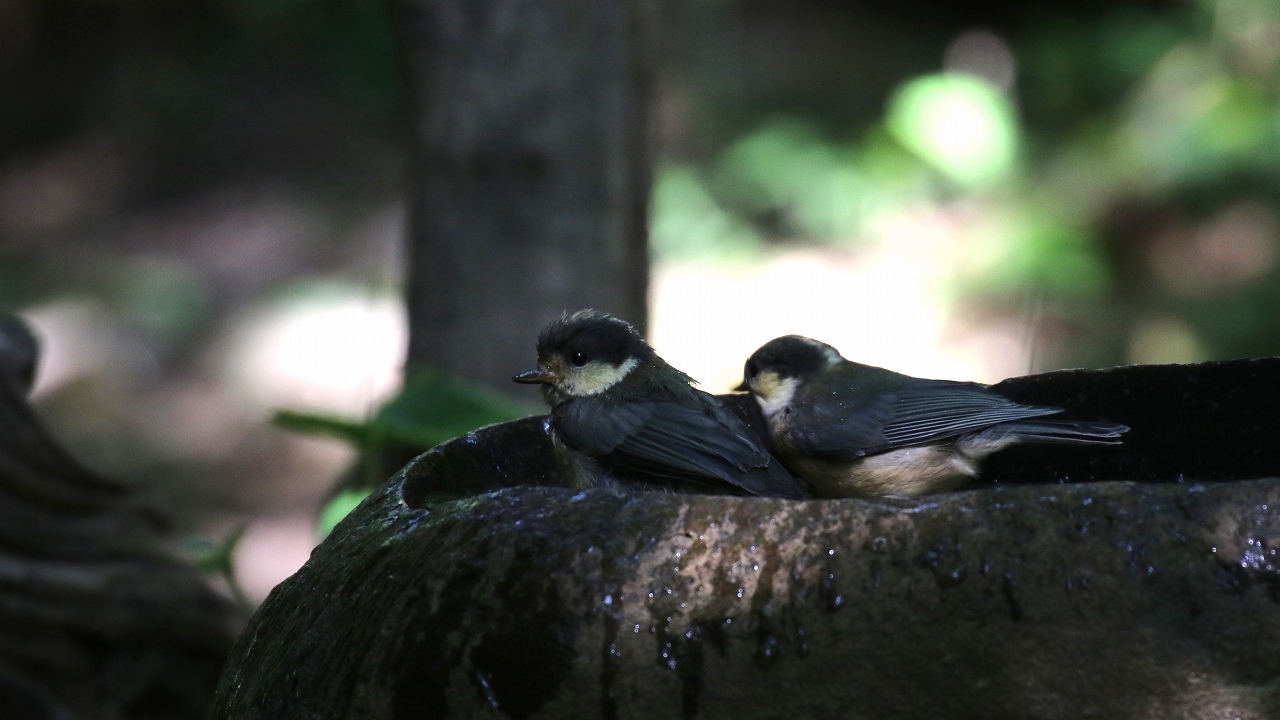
[513,310,655,403]
[738,335,843,413]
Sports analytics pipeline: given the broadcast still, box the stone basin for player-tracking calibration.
[212,360,1280,719]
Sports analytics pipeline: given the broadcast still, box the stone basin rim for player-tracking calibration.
[395,470,1271,513]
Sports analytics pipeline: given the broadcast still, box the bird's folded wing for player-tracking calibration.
[786,387,896,460]
[558,398,778,493]
[791,381,1062,459]
[879,381,1063,448]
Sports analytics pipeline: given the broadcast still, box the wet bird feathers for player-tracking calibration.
[783,365,1108,460]
[554,385,796,497]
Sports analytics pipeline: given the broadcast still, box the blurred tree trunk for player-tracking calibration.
[390,0,655,395]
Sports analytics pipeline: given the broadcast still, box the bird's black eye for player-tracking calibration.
[744,360,757,379]
[569,350,588,367]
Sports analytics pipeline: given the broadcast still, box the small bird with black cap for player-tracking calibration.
[738,334,1128,498]
[514,310,803,499]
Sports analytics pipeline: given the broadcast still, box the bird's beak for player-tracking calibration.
[513,366,552,384]
[733,380,749,392]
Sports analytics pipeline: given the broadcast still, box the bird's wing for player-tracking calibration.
[785,387,897,459]
[789,379,1061,459]
[556,396,791,495]
[878,381,1063,449]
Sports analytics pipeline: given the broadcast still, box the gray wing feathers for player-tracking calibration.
[972,419,1129,445]
[616,406,767,475]
[789,394,894,459]
[555,396,792,495]
[879,383,1063,448]
[788,379,1069,458]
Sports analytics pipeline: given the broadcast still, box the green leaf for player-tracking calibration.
[368,367,538,450]
[318,487,372,537]
[272,410,370,445]
[273,367,540,451]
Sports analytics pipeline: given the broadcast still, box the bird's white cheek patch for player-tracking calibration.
[754,373,799,419]
[564,357,640,396]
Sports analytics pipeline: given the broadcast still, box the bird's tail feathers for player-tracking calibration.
[986,419,1129,446]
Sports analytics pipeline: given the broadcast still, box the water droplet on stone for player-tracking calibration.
[755,634,780,668]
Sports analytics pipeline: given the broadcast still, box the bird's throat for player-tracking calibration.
[755,373,800,420]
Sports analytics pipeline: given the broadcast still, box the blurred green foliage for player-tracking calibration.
[887,73,1018,186]
[274,367,539,531]
[274,365,538,468]
[656,0,1280,370]
[184,526,250,610]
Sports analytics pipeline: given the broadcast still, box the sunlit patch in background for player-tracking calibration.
[225,284,406,416]
[1128,315,1206,365]
[220,286,405,598]
[886,72,1018,188]
[651,219,1029,393]
[234,514,328,604]
[25,299,145,398]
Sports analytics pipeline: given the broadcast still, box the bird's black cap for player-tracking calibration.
[536,310,653,366]
[744,335,837,383]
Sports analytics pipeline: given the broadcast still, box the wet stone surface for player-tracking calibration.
[212,360,1280,719]
[214,478,1280,719]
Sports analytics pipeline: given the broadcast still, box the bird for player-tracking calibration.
[737,334,1129,498]
[513,310,803,498]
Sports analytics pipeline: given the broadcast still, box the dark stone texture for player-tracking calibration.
[212,360,1280,719]
[215,477,1280,719]
[989,357,1280,484]
[401,416,562,507]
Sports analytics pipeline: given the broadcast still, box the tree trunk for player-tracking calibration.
[391,0,654,394]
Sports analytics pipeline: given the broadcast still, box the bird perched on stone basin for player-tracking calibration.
[738,335,1129,498]
[513,310,803,498]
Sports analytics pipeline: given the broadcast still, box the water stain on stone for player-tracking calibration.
[918,545,968,589]
[676,625,705,720]
[819,571,844,613]
[1001,570,1024,621]
[750,544,781,614]
[467,550,579,720]
[599,587,622,720]
[392,559,486,719]
[794,624,810,659]
[754,615,780,670]
[649,611,722,720]
[400,511,584,716]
